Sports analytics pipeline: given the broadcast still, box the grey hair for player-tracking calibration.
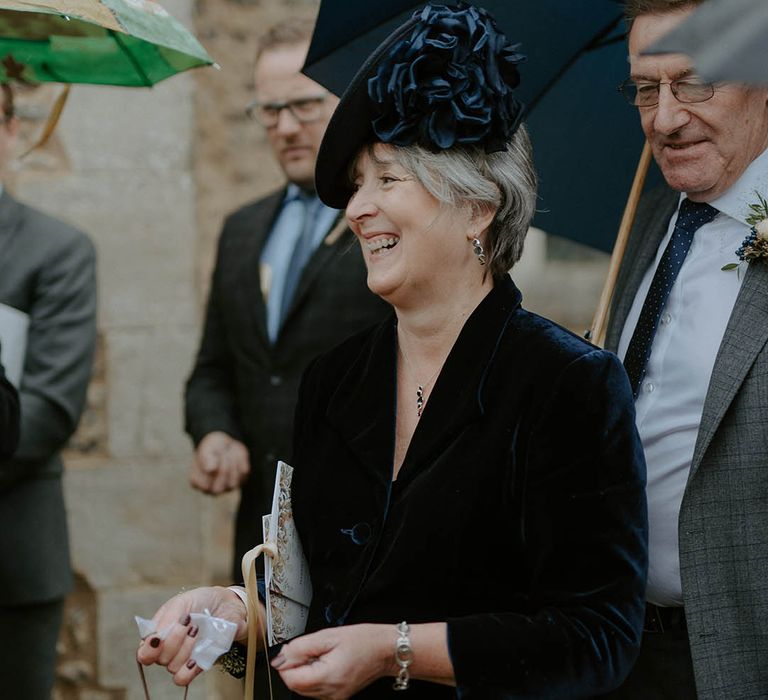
[368,125,537,277]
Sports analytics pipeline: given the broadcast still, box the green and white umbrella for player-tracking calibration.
[0,0,214,86]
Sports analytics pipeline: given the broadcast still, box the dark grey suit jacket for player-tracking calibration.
[606,186,768,700]
[0,350,18,461]
[185,188,389,579]
[0,191,96,605]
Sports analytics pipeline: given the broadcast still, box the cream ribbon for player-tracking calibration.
[241,541,278,700]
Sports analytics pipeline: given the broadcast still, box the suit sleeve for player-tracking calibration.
[184,224,245,445]
[0,349,19,462]
[447,350,648,698]
[0,230,97,489]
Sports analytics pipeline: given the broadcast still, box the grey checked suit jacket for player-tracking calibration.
[0,191,96,606]
[185,188,389,579]
[606,186,768,700]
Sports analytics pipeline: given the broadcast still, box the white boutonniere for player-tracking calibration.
[722,192,768,271]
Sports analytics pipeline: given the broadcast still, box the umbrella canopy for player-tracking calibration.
[303,0,652,252]
[646,0,768,86]
[0,0,214,86]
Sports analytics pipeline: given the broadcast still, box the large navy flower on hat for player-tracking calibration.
[367,3,525,153]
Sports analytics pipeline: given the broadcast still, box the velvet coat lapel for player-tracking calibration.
[325,280,520,486]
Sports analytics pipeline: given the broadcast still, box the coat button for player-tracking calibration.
[341,522,372,545]
[324,602,342,625]
[270,375,283,386]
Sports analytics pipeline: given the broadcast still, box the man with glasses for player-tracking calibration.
[185,17,387,584]
[603,1,768,698]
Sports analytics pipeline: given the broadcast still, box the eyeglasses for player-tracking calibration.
[618,77,716,108]
[245,94,329,127]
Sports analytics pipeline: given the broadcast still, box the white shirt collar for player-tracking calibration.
[703,146,768,224]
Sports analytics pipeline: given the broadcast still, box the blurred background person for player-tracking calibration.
[605,1,768,697]
[0,82,97,700]
[184,16,388,583]
[141,6,648,698]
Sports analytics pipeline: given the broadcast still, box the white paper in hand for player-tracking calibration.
[134,611,236,671]
[0,303,29,388]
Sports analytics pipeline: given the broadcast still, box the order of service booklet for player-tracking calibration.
[262,461,312,645]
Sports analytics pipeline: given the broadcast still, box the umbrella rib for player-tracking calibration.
[527,16,623,114]
[109,29,152,86]
[39,61,68,82]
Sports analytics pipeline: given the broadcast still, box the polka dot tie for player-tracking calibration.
[623,198,718,398]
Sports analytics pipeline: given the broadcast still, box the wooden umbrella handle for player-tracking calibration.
[589,140,653,348]
[20,84,71,158]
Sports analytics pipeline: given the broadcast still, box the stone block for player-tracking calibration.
[65,461,209,587]
[104,330,145,459]
[16,170,198,330]
[140,327,200,457]
[57,76,193,173]
[106,327,198,459]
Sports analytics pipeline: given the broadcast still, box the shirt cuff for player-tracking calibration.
[227,585,248,611]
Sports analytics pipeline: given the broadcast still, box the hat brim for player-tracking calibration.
[315,17,420,209]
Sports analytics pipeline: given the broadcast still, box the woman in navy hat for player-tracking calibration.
[139,5,648,698]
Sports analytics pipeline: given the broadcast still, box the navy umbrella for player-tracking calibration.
[303,0,654,253]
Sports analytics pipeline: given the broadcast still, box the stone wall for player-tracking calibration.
[8,0,608,697]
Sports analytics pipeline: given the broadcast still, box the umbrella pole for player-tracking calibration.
[19,84,71,158]
[588,140,653,348]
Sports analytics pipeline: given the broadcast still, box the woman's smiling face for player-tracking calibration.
[345,143,478,305]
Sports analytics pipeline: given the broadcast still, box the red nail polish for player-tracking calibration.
[180,614,191,626]
[188,625,199,638]
[186,659,196,669]
[149,637,161,648]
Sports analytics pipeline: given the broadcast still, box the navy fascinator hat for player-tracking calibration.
[315,3,526,208]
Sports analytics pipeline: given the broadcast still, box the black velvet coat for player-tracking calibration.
[290,276,648,699]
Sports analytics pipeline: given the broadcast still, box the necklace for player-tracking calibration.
[398,344,443,418]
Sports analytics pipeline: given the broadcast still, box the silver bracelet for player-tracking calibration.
[393,621,413,691]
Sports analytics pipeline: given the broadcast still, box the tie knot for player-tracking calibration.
[677,198,718,233]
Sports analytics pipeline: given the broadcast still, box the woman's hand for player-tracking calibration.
[272,624,396,700]
[136,586,249,687]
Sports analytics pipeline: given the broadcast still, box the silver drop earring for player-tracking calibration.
[472,238,486,266]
